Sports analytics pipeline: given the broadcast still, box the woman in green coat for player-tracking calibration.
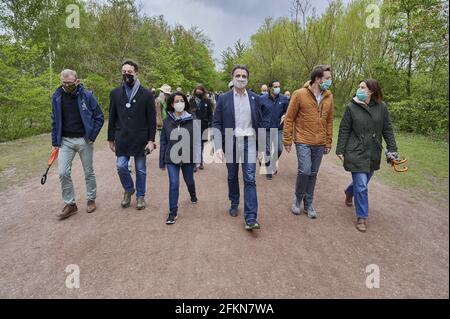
[336,79,399,232]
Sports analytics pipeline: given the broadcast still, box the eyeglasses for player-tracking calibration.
[62,81,76,86]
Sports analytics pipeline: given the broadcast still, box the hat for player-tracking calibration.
[159,84,172,94]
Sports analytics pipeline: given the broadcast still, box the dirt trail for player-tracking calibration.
[0,140,448,298]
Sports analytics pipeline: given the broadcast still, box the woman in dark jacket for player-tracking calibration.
[189,85,213,171]
[160,91,201,225]
[336,79,398,233]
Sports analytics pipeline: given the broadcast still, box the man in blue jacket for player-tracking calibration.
[51,69,104,220]
[213,65,268,231]
[260,80,289,180]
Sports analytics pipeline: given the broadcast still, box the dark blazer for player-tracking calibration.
[212,89,268,151]
[107,85,157,157]
[189,97,213,132]
[336,98,398,173]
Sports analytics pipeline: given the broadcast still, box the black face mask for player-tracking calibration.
[195,92,203,99]
[123,73,135,85]
[62,83,78,94]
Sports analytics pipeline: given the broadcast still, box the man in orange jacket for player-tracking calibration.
[283,65,334,219]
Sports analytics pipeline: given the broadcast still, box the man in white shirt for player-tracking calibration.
[213,65,268,231]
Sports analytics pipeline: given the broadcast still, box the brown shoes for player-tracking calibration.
[356,218,367,232]
[345,191,353,207]
[57,201,95,220]
[57,204,78,220]
[87,200,96,213]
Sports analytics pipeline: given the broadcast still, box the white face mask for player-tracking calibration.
[174,102,185,113]
[273,87,281,95]
[233,77,248,89]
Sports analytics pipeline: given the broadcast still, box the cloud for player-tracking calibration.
[139,0,343,69]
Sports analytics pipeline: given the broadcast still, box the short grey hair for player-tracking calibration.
[60,69,78,80]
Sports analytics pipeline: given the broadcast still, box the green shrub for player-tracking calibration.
[82,74,114,118]
[388,99,449,140]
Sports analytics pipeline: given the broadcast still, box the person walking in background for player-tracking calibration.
[260,80,289,180]
[108,60,157,210]
[156,84,172,131]
[283,65,334,219]
[51,69,104,220]
[336,79,399,233]
[260,84,269,96]
[189,85,213,172]
[160,92,201,225]
[213,65,268,231]
[284,91,291,101]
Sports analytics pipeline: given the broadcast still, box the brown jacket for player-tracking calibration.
[283,83,334,148]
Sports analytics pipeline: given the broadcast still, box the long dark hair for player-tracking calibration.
[192,85,208,100]
[166,91,192,113]
[362,78,384,103]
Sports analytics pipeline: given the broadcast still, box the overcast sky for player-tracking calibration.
[140,0,345,69]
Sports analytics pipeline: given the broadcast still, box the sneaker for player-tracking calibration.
[166,212,178,225]
[199,164,204,170]
[245,220,261,231]
[57,204,78,220]
[121,189,135,208]
[291,198,301,215]
[304,206,318,219]
[266,174,273,180]
[193,166,198,173]
[190,194,198,204]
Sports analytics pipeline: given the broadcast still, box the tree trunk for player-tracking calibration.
[406,9,412,98]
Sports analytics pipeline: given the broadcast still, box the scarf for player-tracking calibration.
[125,79,141,103]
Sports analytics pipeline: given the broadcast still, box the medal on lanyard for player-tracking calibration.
[126,99,136,109]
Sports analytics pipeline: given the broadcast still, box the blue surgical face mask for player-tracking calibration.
[356,88,369,101]
[320,79,332,91]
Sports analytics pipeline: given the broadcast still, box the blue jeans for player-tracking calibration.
[295,144,325,209]
[226,136,258,223]
[116,156,147,197]
[345,172,374,219]
[265,129,283,174]
[167,163,196,212]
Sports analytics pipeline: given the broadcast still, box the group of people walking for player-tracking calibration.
[50,60,399,233]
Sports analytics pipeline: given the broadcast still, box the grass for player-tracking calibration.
[0,124,448,208]
[332,120,449,207]
[0,128,107,192]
